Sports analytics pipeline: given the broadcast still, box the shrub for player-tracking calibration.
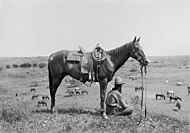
[33,63,37,67]
[6,65,10,69]
[39,62,46,68]
[12,64,18,68]
[0,66,3,72]
[20,62,31,68]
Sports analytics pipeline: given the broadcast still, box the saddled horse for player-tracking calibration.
[155,94,165,100]
[169,96,182,103]
[48,37,149,119]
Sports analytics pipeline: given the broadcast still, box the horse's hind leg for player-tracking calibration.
[49,69,65,112]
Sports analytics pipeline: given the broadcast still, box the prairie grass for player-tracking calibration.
[0,100,29,124]
[1,105,189,133]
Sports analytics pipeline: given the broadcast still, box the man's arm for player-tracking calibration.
[117,93,129,108]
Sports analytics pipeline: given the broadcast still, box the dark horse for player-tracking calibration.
[135,86,144,91]
[48,37,149,119]
[169,96,182,103]
[155,94,165,100]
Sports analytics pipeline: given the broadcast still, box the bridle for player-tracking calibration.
[137,65,147,126]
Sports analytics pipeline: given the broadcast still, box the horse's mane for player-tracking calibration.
[107,42,131,56]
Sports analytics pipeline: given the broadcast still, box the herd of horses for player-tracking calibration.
[134,86,184,110]
[16,87,50,107]
[154,89,188,110]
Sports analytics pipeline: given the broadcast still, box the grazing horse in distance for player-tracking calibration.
[42,95,50,100]
[176,82,183,86]
[81,90,88,94]
[176,101,181,110]
[37,100,47,107]
[165,80,169,84]
[155,94,165,100]
[188,86,190,95]
[169,96,182,103]
[135,86,143,91]
[48,37,149,119]
[167,91,174,96]
[30,88,36,92]
[31,94,38,100]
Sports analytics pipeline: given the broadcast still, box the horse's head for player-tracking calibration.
[130,37,149,66]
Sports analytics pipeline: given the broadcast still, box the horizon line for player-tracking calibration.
[0,54,190,58]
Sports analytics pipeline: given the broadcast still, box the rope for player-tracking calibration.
[137,66,147,127]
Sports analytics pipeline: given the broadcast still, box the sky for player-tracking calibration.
[0,0,190,57]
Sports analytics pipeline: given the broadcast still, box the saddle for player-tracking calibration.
[66,44,106,83]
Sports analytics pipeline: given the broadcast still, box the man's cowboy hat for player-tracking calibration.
[114,76,125,85]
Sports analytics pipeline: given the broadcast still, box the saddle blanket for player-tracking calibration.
[66,51,82,62]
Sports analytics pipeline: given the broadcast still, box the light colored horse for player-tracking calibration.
[176,82,183,86]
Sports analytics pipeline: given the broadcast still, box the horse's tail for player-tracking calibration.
[48,59,53,89]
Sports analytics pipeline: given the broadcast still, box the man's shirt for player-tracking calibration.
[105,90,128,108]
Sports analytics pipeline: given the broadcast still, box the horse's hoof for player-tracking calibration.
[51,108,58,113]
[102,113,110,120]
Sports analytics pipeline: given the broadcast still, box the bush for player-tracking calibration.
[20,62,31,68]
[12,64,18,68]
[0,66,3,72]
[33,63,37,67]
[6,65,10,69]
[39,62,46,68]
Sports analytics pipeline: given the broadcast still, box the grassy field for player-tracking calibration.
[0,55,190,133]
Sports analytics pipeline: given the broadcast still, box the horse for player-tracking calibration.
[176,101,181,110]
[31,94,38,100]
[176,82,183,86]
[42,95,50,100]
[169,96,182,103]
[129,76,137,81]
[37,100,47,107]
[30,88,36,92]
[167,91,174,96]
[135,86,143,91]
[81,90,88,94]
[165,80,169,84]
[155,94,165,100]
[188,86,190,95]
[48,37,149,119]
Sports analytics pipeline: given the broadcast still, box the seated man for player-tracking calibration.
[105,76,133,116]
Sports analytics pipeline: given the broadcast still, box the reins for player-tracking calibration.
[137,65,147,126]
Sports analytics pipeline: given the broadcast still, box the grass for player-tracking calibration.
[0,55,190,132]
[0,101,189,133]
[0,100,29,124]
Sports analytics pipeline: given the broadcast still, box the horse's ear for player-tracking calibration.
[137,37,140,42]
[133,36,136,43]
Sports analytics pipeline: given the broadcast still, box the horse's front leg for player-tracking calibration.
[99,78,109,119]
